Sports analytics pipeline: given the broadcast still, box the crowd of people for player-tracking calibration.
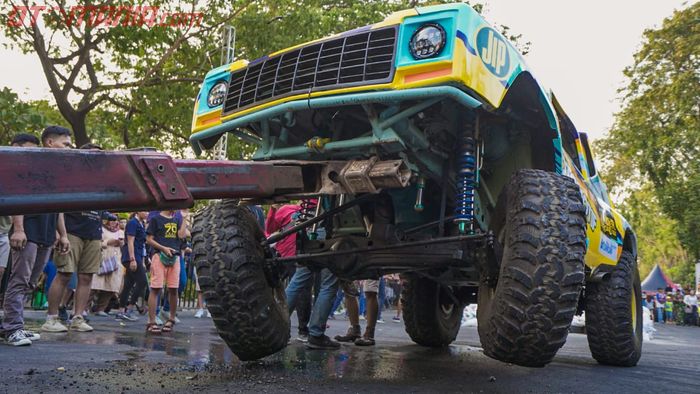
[0,126,403,349]
[644,288,699,326]
[265,202,402,350]
[0,127,211,346]
[3,126,700,354]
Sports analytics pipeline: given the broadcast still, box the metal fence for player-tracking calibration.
[24,259,201,312]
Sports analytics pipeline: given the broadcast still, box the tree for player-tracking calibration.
[597,3,699,282]
[1,0,255,147]
[616,185,689,281]
[2,1,494,154]
[0,87,47,144]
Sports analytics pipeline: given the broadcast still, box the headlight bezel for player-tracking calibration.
[408,23,447,60]
[207,81,228,108]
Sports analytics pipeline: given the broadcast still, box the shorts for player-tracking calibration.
[340,280,359,297]
[364,279,379,293]
[0,233,9,269]
[150,253,181,289]
[54,234,101,274]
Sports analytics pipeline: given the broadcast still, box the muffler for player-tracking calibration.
[339,157,411,193]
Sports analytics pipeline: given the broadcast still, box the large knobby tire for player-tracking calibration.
[192,200,290,361]
[401,274,464,347]
[585,250,643,366]
[477,169,587,367]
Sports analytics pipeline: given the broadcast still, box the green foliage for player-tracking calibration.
[1,0,495,155]
[597,3,699,284]
[616,185,688,281]
[0,87,46,144]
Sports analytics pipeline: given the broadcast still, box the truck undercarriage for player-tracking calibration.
[0,3,643,370]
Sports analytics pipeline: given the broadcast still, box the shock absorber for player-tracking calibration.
[454,118,477,234]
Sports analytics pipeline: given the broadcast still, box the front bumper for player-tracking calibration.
[189,86,483,155]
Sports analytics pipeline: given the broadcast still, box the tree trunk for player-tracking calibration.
[69,115,90,147]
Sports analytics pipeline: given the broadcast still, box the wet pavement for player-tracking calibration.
[2,310,699,393]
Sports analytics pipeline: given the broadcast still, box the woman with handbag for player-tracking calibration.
[91,217,124,316]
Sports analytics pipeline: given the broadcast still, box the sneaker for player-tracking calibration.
[5,330,31,346]
[118,311,138,322]
[70,315,93,332]
[115,312,127,321]
[19,329,40,341]
[42,316,68,333]
[94,311,109,317]
[194,309,205,318]
[392,316,401,323]
[155,316,164,326]
[58,306,69,322]
[306,334,340,350]
[376,318,385,324]
[205,310,211,318]
[296,333,309,343]
[70,314,90,324]
[359,315,366,321]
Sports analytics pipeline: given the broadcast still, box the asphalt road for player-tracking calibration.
[2,309,699,393]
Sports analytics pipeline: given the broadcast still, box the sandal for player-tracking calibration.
[162,319,175,333]
[146,323,161,334]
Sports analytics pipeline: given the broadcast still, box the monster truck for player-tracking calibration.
[186,3,643,367]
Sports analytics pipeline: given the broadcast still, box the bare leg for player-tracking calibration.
[335,295,361,342]
[73,273,92,316]
[364,291,378,339]
[197,291,204,309]
[346,295,360,327]
[60,286,73,308]
[148,288,161,324]
[167,288,178,321]
[395,299,402,318]
[48,273,71,315]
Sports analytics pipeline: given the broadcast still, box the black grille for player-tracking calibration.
[222,26,397,116]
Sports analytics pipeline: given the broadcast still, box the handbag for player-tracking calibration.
[98,254,120,275]
[159,251,178,267]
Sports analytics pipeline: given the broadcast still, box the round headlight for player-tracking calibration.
[207,81,227,107]
[409,23,446,60]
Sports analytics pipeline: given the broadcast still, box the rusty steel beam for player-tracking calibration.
[0,148,304,216]
[173,159,303,200]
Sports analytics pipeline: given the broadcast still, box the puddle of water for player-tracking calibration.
[29,317,487,383]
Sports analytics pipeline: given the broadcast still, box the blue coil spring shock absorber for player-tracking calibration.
[455,121,477,234]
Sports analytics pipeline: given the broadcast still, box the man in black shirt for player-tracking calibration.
[145,210,187,333]
[2,127,72,346]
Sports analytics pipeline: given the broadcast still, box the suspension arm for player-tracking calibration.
[0,147,304,215]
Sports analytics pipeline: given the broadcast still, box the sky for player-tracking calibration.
[0,0,695,141]
[481,0,694,140]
